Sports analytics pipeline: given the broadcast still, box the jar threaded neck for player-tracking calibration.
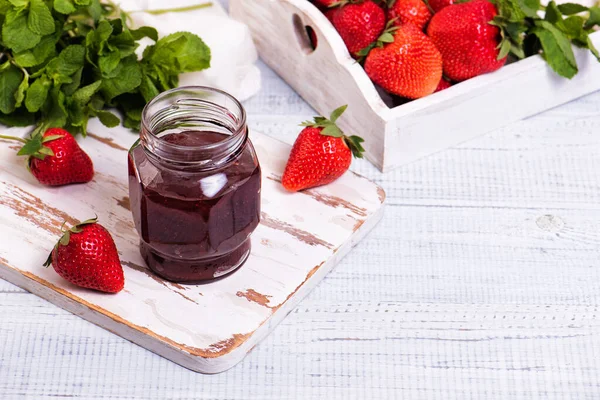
[140,86,247,170]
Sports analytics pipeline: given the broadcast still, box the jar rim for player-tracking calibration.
[141,85,247,152]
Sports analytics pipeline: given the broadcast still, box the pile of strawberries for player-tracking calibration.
[1,128,124,294]
[310,0,600,101]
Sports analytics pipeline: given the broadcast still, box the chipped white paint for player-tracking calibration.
[230,0,600,172]
[0,123,384,374]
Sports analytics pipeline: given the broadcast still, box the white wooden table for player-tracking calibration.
[2,12,600,398]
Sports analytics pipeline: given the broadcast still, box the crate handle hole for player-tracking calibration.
[293,14,316,54]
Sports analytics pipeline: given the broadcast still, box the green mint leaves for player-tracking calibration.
[494,0,600,78]
[29,0,55,35]
[300,105,366,159]
[0,65,25,114]
[0,0,211,134]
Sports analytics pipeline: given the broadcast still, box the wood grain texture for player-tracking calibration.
[0,122,384,374]
[2,12,600,398]
[230,0,600,172]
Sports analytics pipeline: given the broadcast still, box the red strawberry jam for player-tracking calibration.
[128,87,261,283]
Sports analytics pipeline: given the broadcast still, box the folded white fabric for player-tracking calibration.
[118,0,261,102]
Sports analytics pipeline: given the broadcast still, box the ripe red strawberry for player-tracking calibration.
[44,217,124,293]
[331,1,386,57]
[428,0,454,12]
[435,78,452,92]
[388,0,432,31]
[364,23,442,99]
[0,128,94,186]
[427,0,506,81]
[429,0,600,80]
[282,105,364,192]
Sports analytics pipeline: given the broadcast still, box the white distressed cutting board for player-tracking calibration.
[0,122,385,374]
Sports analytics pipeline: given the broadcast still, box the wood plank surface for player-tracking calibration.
[1,17,600,399]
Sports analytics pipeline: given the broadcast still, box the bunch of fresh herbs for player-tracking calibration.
[0,0,211,134]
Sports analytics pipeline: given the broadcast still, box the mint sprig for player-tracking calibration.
[491,0,600,78]
[0,0,211,134]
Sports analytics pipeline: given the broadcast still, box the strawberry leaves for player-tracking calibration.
[300,105,365,159]
[357,19,398,60]
[16,132,63,159]
[329,104,347,123]
[0,131,62,159]
[345,135,365,158]
[60,216,98,246]
[300,104,347,136]
[493,0,600,78]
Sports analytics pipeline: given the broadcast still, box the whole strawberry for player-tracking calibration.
[427,0,506,81]
[44,217,124,293]
[0,128,94,186]
[364,23,442,99]
[388,0,432,31]
[430,0,600,80]
[282,105,364,192]
[331,0,386,58]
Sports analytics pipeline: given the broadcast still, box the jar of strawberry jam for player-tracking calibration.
[128,87,261,283]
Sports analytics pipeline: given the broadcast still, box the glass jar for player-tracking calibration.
[128,87,261,283]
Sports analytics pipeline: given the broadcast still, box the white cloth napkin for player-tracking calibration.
[118,0,261,101]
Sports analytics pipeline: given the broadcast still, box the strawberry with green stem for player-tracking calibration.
[360,20,443,99]
[0,128,94,186]
[282,105,365,192]
[356,18,400,60]
[427,0,600,81]
[44,217,125,293]
[330,0,387,58]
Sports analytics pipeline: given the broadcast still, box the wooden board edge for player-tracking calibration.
[210,201,386,373]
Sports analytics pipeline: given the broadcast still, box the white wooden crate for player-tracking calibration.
[230,0,600,172]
